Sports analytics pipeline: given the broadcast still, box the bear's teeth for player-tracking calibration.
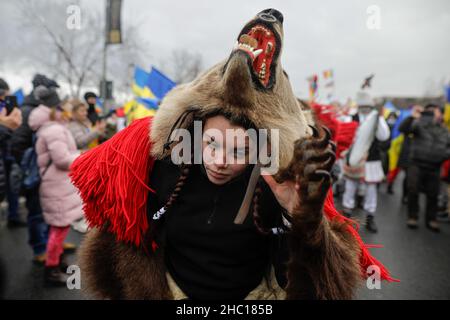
[236,42,256,51]
[261,61,266,71]
[259,70,265,80]
[253,49,263,59]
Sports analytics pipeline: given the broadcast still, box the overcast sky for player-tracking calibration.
[1,0,449,101]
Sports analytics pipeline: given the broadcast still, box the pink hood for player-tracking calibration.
[28,104,53,131]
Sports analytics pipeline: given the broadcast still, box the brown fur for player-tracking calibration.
[285,218,361,299]
[78,228,171,300]
[278,127,361,299]
[297,99,316,127]
[79,219,360,299]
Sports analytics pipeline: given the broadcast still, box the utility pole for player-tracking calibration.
[102,0,122,112]
[102,29,108,111]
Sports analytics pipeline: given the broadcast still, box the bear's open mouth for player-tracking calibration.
[233,23,278,88]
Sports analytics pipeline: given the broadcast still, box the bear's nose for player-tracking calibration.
[258,8,284,24]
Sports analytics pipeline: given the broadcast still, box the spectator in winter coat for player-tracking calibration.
[8,74,77,263]
[28,86,83,286]
[399,104,450,232]
[67,99,106,151]
[83,91,100,126]
[0,78,22,225]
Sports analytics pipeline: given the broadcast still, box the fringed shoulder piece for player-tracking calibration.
[323,190,398,282]
[70,117,155,247]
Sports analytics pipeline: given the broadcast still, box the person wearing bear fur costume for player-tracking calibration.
[71,9,396,300]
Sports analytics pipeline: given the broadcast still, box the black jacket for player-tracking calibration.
[0,123,13,201]
[147,159,288,300]
[399,115,450,170]
[397,133,412,169]
[87,104,99,126]
[0,143,6,202]
[9,93,40,162]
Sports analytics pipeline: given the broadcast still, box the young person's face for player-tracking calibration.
[87,97,96,105]
[433,108,442,123]
[202,115,252,185]
[73,105,88,122]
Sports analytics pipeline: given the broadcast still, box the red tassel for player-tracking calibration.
[323,190,399,282]
[70,117,155,247]
[311,102,358,159]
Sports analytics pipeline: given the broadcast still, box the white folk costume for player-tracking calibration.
[343,91,390,232]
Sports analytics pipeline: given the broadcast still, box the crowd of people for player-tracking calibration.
[0,74,120,287]
[318,91,450,234]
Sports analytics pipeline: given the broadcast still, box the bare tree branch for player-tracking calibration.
[166,49,203,84]
[15,0,149,98]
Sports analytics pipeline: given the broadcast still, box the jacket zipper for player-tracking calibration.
[207,193,219,225]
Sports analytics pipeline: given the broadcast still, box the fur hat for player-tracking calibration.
[150,8,312,178]
[355,91,374,107]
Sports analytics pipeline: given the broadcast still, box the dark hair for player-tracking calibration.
[156,108,269,235]
[198,108,256,130]
[84,91,97,102]
[0,78,9,96]
[32,74,60,89]
[424,103,441,111]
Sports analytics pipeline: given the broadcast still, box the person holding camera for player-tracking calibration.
[0,78,23,227]
[0,78,22,131]
[67,99,106,152]
[8,75,78,264]
[83,91,100,126]
[399,104,450,232]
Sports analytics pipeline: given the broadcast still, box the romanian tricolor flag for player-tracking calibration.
[124,99,156,124]
[308,74,318,102]
[132,67,157,99]
[147,66,176,100]
[443,85,450,131]
[383,100,398,119]
[127,66,177,122]
[323,69,333,79]
[13,89,25,106]
[387,107,412,183]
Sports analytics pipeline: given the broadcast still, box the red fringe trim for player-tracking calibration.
[323,190,399,282]
[70,117,155,247]
[311,102,358,159]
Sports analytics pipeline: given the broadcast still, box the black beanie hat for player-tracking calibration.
[32,74,60,89]
[0,78,10,96]
[424,103,443,113]
[84,92,97,103]
[34,85,61,108]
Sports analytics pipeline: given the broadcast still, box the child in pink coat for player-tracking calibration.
[28,86,83,286]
